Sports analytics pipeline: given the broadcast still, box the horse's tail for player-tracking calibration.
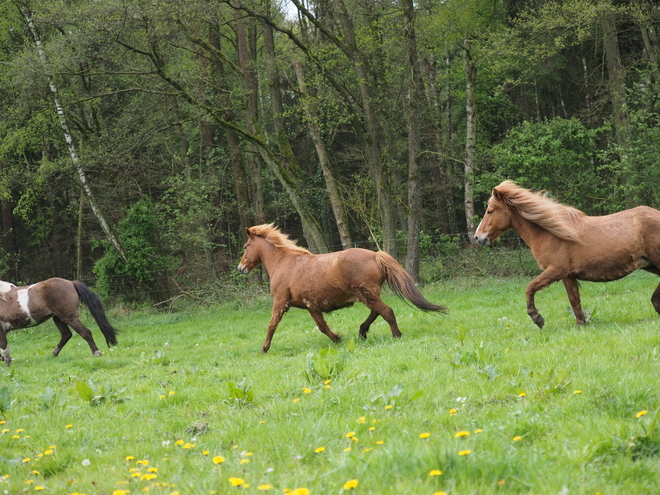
[73,281,118,346]
[374,251,447,313]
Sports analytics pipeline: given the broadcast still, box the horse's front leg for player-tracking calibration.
[261,299,290,353]
[526,269,563,329]
[562,277,586,324]
[0,330,10,367]
[52,316,73,356]
[308,310,341,344]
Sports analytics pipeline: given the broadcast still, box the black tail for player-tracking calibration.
[73,282,118,346]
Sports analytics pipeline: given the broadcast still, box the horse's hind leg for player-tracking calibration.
[308,310,342,344]
[60,316,101,357]
[354,289,402,339]
[562,277,587,325]
[52,316,74,357]
[0,330,10,367]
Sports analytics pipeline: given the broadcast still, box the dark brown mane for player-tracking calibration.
[248,224,311,254]
[494,180,585,243]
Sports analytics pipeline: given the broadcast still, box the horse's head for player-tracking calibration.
[474,186,513,246]
[238,228,262,274]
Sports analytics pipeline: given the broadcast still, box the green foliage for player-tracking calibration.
[75,380,129,406]
[94,198,176,302]
[489,117,610,213]
[226,380,255,407]
[304,345,349,381]
[0,386,11,419]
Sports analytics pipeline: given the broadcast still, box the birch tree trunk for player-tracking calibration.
[20,6,127,262]
[602,16,630,153]
[463,41,477,236]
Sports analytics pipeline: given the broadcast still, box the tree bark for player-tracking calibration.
[463,41,477,236]
[292,59,352,250]
[20,6,127,262]
[402,0,422,281]
[601,16,630,153]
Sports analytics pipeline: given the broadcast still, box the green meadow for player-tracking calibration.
[2,271,660,494]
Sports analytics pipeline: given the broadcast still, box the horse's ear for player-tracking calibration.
[245,228,253,239]
[492,186,504,200]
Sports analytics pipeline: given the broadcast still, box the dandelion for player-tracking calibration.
[147,467,158,473]
[293,398,301,403]
[433,492,447,495]
[343,479,359,490]
[385,405,393,410]
[182,443,195,449]
[22,458,30,463]
[175,440,185,446]
[324,380,331,385]
[474,429,483,434]
[455,431,470,438]
[458,450,471,456]
[26,480,34,485]
[228,477,246,487]
[125,456,135,461]
[113,491,130,495]
[34,486,44,491]
[449,409,457,415]
[168,391,175,396]
[513,436,522,442]
[260,421,266,424]
[343,447,351,453]
[369,427,375,431]
[357,417,366,424]
[346,432,356,438]
[636,410,648,418]
[32,471,39,475]
[137,460,149,466]
[140,473,157,481]
[240,459,250,465]
[213,456,225,464]
[257,485,273,491]
[11,435,19,439]
[65,425,73,429]
[376,440,384,445]
[429,469,443,476]
[1,429,7,434]
[159,395,166,399]
[573,390,582,394]
[518,392,526,398]
[302,388,311,394]
[203,451,209,456]
[419,432,431,439]
[314,447,325,453]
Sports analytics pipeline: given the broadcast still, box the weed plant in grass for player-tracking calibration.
[1,272,660,494]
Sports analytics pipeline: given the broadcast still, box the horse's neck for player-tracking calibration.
[259,243,296,277]
[510,211,553,249]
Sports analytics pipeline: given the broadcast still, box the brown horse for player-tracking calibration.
[238,224,446,352]
[0,278,118,366]
[474,180,660,327]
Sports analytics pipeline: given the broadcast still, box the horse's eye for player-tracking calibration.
[487,210,494,215]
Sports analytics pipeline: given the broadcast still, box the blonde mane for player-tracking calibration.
[248,224,311,254]
[493,180,585,243]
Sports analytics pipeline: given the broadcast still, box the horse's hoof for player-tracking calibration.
[93,350,101,357]
[533,316,545,329]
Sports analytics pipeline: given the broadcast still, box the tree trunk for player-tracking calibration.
[330,0,397,257]
[402,0,422,281]
[262,19,328,253]
[601,16,630,153]
[21,6,127,262]
[1,199,18,281]
[463,42,477,236]
[292,59,352,250]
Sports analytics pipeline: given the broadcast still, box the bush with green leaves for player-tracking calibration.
[93,198,175,303]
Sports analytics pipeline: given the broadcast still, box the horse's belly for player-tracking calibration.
[291,292,358,313]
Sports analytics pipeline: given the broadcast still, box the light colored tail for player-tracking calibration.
[374,251,447,313]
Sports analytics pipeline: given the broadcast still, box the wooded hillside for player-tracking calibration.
[1,0,658,301]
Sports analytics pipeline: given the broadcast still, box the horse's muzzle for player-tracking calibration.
[474,234,489,246]
[238,264,249,275]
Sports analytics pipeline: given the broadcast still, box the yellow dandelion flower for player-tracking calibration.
[140,473,157,481]
[474,429,483,434]
[459,450,472,456]
[573,390,582,394]
[518,392,526,397]
[65,425,73,429]
[32,471,39,475]
[343,479,359,490]
[113,491,130,495]
[260,420,266,424]
[1,429,8,433]
[244,452,253,456]
[125,456,135,461]
[324,379,331,384]
[175,440,184,446]
[12,435,20,439]
[314,447,325,453]
[257,485,273,491]
[147,467,158,473]
[182,443,194,449]
[357,417,366,424]
[203,451,209,456]
[293,398,301,403]
[449,408,457,415]
[385,405,393,410]
[159,395,166,399]
[346,431,356,438]
[343,447,351,452]
[240,459,250,465]
[44,450,53,455]
[364,448,372,452]
[429,469,443,476]
[376,440,384,445]
[419,432,431,439]
[138,459,149,466]
[22,458,30,463]
[433,492,447,495]
[26,480,34,484]
[350,437,359,443]
[168,391,175,395]
[131,472,141,478]
[16,429,24,433]
[636,410,648,418]
[369,426,375,431]
[513,436,522,441]
[324,384,332,389]
[455,431,470,438]
[302,388,311,394]
[213,456,225,464]
[228,477,246,486]
[0,420,4,424]
[35,487,44,491]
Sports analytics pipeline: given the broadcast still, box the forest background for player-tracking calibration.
[0,0,659,304]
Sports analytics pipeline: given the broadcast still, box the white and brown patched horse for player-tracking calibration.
[0,278,118,366]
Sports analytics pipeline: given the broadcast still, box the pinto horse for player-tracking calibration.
[474,180,660,328]
[0,278,118,366]
[238,224,446,353]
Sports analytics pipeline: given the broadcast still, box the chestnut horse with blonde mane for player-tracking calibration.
[0,278,118,366]
[474,180,660,328]
[238,224,446,353]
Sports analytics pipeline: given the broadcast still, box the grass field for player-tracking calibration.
[2,271,660,494]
